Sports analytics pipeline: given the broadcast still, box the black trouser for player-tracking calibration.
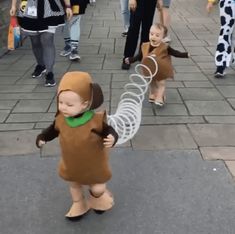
[123,0,157,58]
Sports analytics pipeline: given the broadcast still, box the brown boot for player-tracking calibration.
[88,189,114,213]
[65,196,90,221]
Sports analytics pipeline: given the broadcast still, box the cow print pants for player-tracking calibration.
[215,0,235,67]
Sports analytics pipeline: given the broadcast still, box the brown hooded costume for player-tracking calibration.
[36,72,118,185]
[133,42,189,81]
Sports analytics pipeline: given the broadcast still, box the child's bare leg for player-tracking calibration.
[66,182,89,218]
[149,80,158,102]
[88,183,114,211]
[155,80,166,104]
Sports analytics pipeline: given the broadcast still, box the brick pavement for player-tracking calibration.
[0,0,235,177]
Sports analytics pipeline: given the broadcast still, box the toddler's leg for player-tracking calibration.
[155,80,166,106]
[66,182,90,220]
[88,183,114,212]
[69,15,81,61]
[148,80,158,103]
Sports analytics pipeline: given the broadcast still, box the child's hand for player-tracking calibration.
[206,2,214,13]
[10,6,16,16]
[188,53,191,58]
[38,140,46,148]
[129,0,137,11]
[103,134,115,148]
[66,7,73,20]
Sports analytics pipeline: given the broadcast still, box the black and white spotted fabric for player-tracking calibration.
[215,0,235,67]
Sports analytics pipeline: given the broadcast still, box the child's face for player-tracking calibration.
[58,90,89,117]
[149,26,164,47]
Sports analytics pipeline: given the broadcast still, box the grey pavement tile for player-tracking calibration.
[174,72,208,81]
[0,100,17,109]
[99,42,114,53]
[0,123,34,131]
[34,122,53,129]
[180,40,208,47]
[178,88,223,100]
[132,125,197,150]
[200,147,235,161]
[0,85,36,93]
[90,27,109,38]
[183,81,214,88]
[0,110,10,122]
[174,65,201,73]
[0,76,22,84]
[6,113,55,123]
[209,74,235,85]
[172,58,194,66]
[0,93,55,100]
[166,81,184,88]
[184,47,212,56]
[79,44,100,54]
[205,116,235,124]
[191,55,214,62]
[227,99,235,109]
[217,86,235,98]
[165,89,183,103]
[185,101,235,115]
[155,116,205,124]
[155,104,188,116]
[188,124,235,147]
[12,100,51,113]
[197,62,215,70]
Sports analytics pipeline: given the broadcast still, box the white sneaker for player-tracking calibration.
[69,49,81,61]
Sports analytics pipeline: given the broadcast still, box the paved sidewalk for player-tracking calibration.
[1,0,235,233]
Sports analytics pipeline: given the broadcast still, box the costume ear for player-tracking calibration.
[89,83,104,109]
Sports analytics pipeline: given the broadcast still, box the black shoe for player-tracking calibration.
[214,66,225,78]
[44,72,56,87]
[121,32,128,37]
[32,65,46,78]
[121,58,130,70]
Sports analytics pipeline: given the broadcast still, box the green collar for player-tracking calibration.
[65,110,94,127]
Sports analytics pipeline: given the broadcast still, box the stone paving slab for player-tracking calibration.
[185,101,235,115]
[200,147,235,161]
[1,149,235,234]
[189,124,235,147]
[132,125,197,150]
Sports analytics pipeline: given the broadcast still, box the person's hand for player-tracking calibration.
[38,140,46,148]
[10,6,17,16]
[103,134,115,148]
[129,0,137,11]
[206,2,214,13]
[66,7,73,20]
[157,0,163,10]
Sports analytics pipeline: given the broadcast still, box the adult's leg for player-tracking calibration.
[215,0,235,68]
[30,34,44,66]
[140,0,156,45]
[123,4,142,58]
[161,0,171,30]
[70,15,81,51]
[60,20,71,56]
[40,32,55,73]
[120,0,130,32]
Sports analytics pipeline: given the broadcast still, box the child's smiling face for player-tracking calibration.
[58,90,89,117]
[149,26,164,47]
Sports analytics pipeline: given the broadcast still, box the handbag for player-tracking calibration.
[7,16,21,50]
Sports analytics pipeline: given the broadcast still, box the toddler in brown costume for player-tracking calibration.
[126,23,190,106]
[36,71,118,221]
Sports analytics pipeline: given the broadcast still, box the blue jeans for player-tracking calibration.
[63,15,81,47]
[120,0,130,32]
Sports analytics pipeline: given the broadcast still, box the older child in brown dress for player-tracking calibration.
[126,23,189,106]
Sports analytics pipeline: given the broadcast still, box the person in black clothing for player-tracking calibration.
[121,0,157,70]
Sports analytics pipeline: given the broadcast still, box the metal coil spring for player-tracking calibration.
[108,55,158,145]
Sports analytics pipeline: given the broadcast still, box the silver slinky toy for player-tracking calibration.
[108,55,158,145]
